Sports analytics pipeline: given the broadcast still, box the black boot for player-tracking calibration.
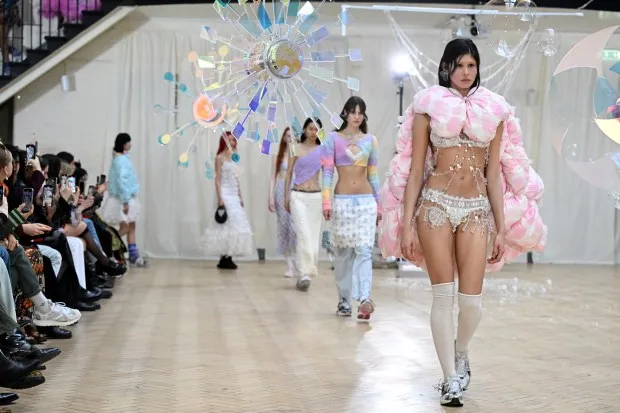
[227,256,238,270]
[0,392,19,405]
[0,329,61,365]
[103,260,126,277]
[0,348,41,387]
[217,256,236,270]
[2,370,46,390]
[85,259,113,298]
[93,274,115,289]
[75,301,100,311]
[78,287,102,302]
[37,326,72,340]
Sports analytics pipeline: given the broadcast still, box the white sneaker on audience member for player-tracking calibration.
[32,300,81,327]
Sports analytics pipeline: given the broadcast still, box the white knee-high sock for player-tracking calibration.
[455,292,483,353]
[430,282,457,379]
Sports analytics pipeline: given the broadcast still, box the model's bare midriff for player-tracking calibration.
[334,166,373,195]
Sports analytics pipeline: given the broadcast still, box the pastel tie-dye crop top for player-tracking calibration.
[320,131,380,211]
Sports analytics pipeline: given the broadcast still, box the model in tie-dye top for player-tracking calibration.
[320,132,381,212]
[319,96,379,322]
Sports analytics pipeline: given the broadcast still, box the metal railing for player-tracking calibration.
[1,0,103,75]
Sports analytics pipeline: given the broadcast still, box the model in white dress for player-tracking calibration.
[202,133,254,269]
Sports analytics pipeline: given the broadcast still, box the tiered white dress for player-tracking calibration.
[202,160,254,257]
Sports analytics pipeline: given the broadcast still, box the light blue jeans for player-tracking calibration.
[331,194,377,307]
[333,245,373,306]
[0,247,10,278]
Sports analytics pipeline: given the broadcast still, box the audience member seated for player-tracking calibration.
[0,140,140,407]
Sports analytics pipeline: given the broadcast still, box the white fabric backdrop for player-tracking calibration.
[12,19,620,264]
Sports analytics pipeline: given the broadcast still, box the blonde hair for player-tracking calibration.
[60,161,72,176]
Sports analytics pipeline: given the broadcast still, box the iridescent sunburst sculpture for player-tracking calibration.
[156,0,360,176]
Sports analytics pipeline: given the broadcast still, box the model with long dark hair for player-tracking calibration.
[284,118,323,291]
[378,39,547,406]
[268,127,297,277]
[321,96,381,320]
[202,132,253,269]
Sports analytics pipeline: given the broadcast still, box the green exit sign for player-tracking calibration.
[601,49,620,61]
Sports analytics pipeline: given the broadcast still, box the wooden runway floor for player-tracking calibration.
[8,260,620,412]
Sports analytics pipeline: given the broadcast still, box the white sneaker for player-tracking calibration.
[439,377,463,407]
[52,301,81,318]
[130,256,148,267]
[296,275,311,291]
[32,301,81,327]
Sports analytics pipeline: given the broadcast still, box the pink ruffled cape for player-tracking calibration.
[377,85,547,272]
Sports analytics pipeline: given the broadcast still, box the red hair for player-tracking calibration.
[275,127,290,174]
[217,131,234,155]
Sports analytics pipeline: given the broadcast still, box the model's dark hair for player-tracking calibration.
[438,38,481,92]
[336,96,368,134]
[73,167,88,184]
[56,151,74,164]
[38,155,48,172]
[113,133,131,154]
[300,117,322,145]
[41,154,61,178]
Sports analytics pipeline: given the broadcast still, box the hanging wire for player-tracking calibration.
[385,11,533,96]
[577,0,595,10]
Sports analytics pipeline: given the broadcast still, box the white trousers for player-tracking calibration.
[290,191,323,277]
[66,237,87,290]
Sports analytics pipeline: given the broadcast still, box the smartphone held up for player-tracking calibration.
[22,188,34,213]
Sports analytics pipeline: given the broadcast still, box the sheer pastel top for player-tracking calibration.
[293,146,322,186]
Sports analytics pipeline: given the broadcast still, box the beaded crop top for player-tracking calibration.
[293,146,322,186]
[413,85,510,198]
[321,131,380,210]
[427,130,490,197]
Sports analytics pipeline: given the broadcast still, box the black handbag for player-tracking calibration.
[214,206,227,224]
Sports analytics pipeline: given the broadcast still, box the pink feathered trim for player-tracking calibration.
[377,86,547,272]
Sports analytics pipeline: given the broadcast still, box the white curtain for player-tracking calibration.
[12,19,620,264]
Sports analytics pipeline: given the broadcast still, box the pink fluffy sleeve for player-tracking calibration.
[377,88,434,260]
[487,111,548,271]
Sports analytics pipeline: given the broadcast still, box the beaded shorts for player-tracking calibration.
[416,188,494,235]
